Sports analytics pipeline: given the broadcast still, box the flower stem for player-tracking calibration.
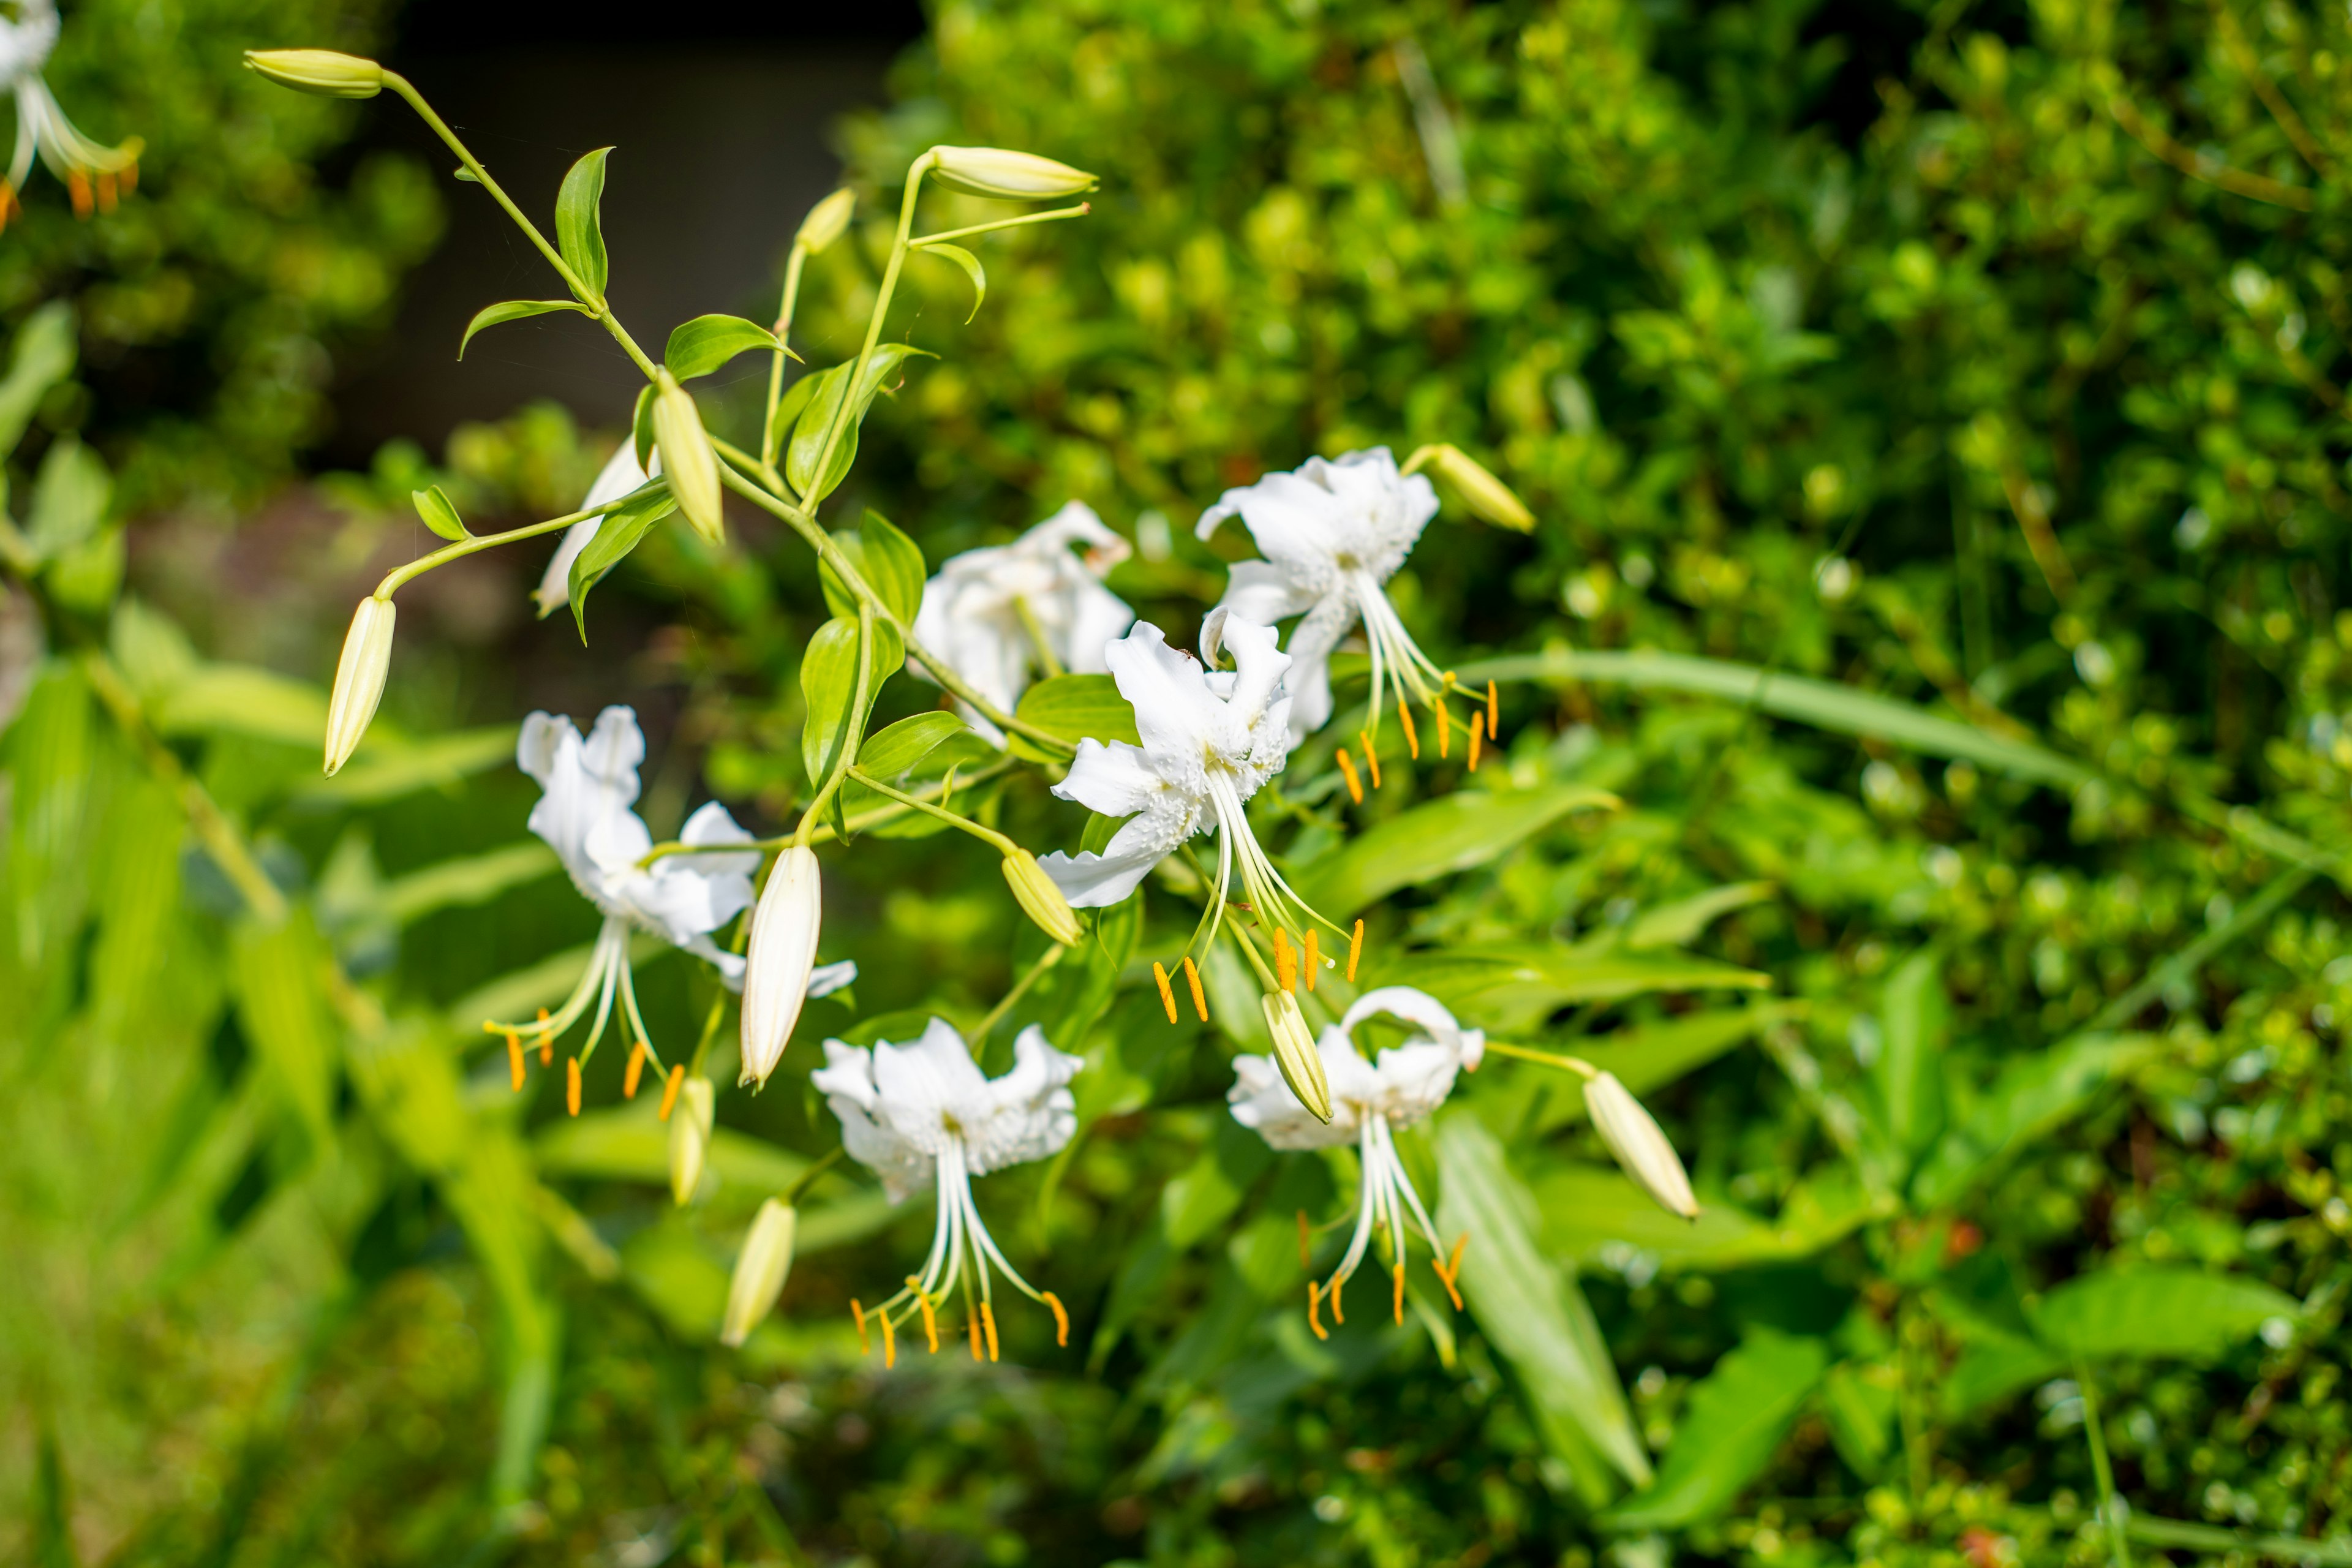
[844,766,1016,854]
[1010,595,1066,680]
[968,942,1067,1047]
[374,500,622,598]
[795,600,875,848]
[910,202,1091,248]
[794,149,934,508]
[2078,1356,2134,1568]
[762,241,812,469]
[1482,1040,1599,1079]
[638,761,1016,866]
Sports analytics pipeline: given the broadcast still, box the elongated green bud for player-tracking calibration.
[1262,990,1331,1124]
[1001,851,1082,946]
[720,1199,797,1347]
[244,48,383,98]
[323,595,394,777]
[742,846,821,1087]
[652,369,724,546]
[669,1074,715,1205]
[929,146,1098,201]
[1584,1071,1698,1219]
[1412,443,1535,532]
[796,189,856,254]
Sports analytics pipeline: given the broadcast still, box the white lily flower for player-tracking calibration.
[1038,616,1323,939]
[909,501,1134,746]
[1229,986,1483,1334]
[1197,447,1453,744]
[534,442,661,618]
[813,1018,1081,1363]
[1,0,138,225]
[484,706,853,1085]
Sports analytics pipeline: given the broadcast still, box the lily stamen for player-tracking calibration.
[1336,747,1364,803]
[1153,961,1179,1023]
[1183,956,1208,1021]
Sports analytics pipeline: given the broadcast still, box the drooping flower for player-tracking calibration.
[1230,987,1483,1333]
[484,706,853,1084]
[1196,447,1451,744]
[1,0,140,227]
[812,1018,1080,1363]
[534,443,657,617]
[909,501,1134,746]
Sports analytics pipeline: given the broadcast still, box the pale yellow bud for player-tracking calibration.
[1001,851,1082,946]
[669,1074,716,1206]
[741,846,822,1087]
[323,595,394,777]
[1583,1071,1698,1219]
[719,1199,797,1347]
[929,145,1099,201]
[1417,443,1535,532]
[652,369,725,547]
[1262,990,1332,1123]
[243,48,383,98]
[796,189,856,254]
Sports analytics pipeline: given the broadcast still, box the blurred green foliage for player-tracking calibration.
[9,0,2352,1564]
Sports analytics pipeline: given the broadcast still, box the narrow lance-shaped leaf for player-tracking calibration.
[857,509,926,624]
[567,481,679,641]
[1604,1331,1831,1529]
[785,343,934,503]
[665,314,785,380]
[918,241,987,322]
[459,299,591,360]
[411,484,468,542]
[554,147,613,298]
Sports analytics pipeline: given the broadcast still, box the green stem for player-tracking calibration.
[762,241,812,469]
[2078,1357,2134,1568]
[844,766,1016,854]
[1011,595,1066,680]
[638,760,1016,865]
[783,1145,846,1207]
[794,149,935,509]
[1482,1040,1599,1079]
[382,71,659,382]
[910,203,1091,247]
[794,601,875,848]
[968,942,1068,1048]
[375,502,619,598]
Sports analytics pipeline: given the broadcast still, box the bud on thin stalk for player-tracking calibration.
[741,846,822,1087]
[720,1199,798,1347]
[243,48,383,98]
[1262,990,1332,1123]
[1417,443,1535,532]
[1001,851,1082,946]
[796,189,856,254]
[323,595,395,777]
[652,370,725,546]
[929,145,1099,201]
[1583,1071,1698,1219]
[669,1075,716,1206]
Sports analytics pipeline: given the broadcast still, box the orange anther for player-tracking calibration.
[537,1008,553,1066]
[1393,1262,1407,1325]
[1358,729,1382,789]
[1467,711,1484,772]
[1398,697,1419,760]
[1348,919,1364,982]
[1303,930,1319,991]
[121,162,138,195]
[1182,956,1208,1022]
[1273,930,1296,993]
[658,1063,684,1121]
[96,171,116,213]
[881,1308,897,1368]
[851,1299,870,1355]
[1431,1256,1464,1311]
[1336,747,1363,804]
[566,1057,582,1116]
[1448,1233,1468,1279]
[1042,1291,1069,1347]
[1153,962,1178,1024]
[916,1287,940,1353]
[1330,1274,1346,1325]
[1436,701,1451,759]
[67,170,89,218]
[981,1302,1000,1362]
[969,1313,984,1362]
[506,1031,525,1091]
[1307,1280,1329,1341]
[1487,680,1499,737]
[624,1039,647,1098]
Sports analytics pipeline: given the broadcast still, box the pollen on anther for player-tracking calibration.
[1042,1291,1070,1347]
[1303,930,1320,991]
[624,1040,648,1099]
[1182,956,1208,1022]
[1398,697,1420,760]
[851,1299,871,1354]
[1307,1280,1329,1341]
[1329,1275,1346,1325]
[981,1302,1000,1362]
[881,1308,897,1368]
[1273,930,1297,993]
[1358,729,1382,789]
[1431,1257,1464,1311]
[1336,747,1363,804]
[968,1313,984,1362]
[1348,919,1364,982]
[658,1063,685,1121]
[1436,701,1451,759]
[68,170,90,219]
[1467,712,1485,773]
[537,1008,554,1066]
[1153,962,1179,1025]
[916,1287,940,1354]
[565,1057,582,1117]
[1393,1262,1407,1325]
[506,1031,525,1091]
[1487,679,1500,737]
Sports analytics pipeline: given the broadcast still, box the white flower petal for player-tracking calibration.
[1050,737,1164,820]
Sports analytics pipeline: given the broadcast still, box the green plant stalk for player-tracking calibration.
[967,941,1067,1047]
[843,765,1016,854]
[375,501,619,598]
[2077,1357,2134,1568]
[710,456,1074,756]
[1482,1040,1600,1079]
[761,239,812,470]
[382,73,659,383]
[1010,595,1066,680]
[794,601,876,849]
[910,202,1091,249]
[639,759,1016,865]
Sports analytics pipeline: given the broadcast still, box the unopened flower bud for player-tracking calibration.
[720,1198,797,1347]
[796,189,856,254]
[652,369,724,547]
[669,1074,715,1205]
[1419,443,1535,532]
[1584,1071,1698,1219]
[1262,990,1331,1124]
[244,48,383,98]
[323,595,394,777]
[929,145,1098,201]
[1002,850,1082,946]
[742,846,822,1087]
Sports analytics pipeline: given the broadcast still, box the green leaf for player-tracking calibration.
[1875,949,1947,1164]
[2032,1266,2301,1360]
[1434,1111,1651,1499]
[632,382,657,472]
[1010,673,1142,758]
[458,299,591,359]
[1532,1163,1880,1270]
[293,725,521,805]
[919,241,987,322]
[566,481,678,639]
[1820,1360,1901,1478]
[766,372,819,464]
[154,664,331,748]
[411,484,468,542]
[26,435,110,561]
[0,301,75,458]
[858,509,927,624]
[664,313,782,380]
[784,343,932,503]
[537,1101,810,1196]
[1626,881,1774,949]
[1296,785,1621,921]
[230,911,339,1149]
[1529,1001,1801,1134]
[555,146,613,298]
[1605,1331,1830,1528]
[1404,941,1771,1034]
[800,617,870,786]
[1910,1033,2162,1207]
[377,842,558,927]
[856,712,968,778]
